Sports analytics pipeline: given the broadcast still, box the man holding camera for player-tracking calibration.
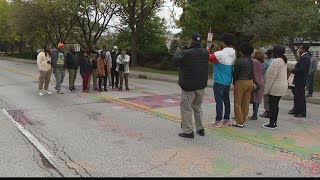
[51,43,66,94]
[172,33,208,138]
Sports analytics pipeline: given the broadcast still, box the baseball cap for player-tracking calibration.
[192,33,202,44]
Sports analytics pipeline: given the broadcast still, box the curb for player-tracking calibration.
[3,57,320,105]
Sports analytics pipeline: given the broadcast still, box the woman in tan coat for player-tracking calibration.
[97,50,106,92]
[263,45,288,130]
[37,45,53,96]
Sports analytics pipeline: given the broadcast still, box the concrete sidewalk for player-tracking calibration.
[3,56,320,104]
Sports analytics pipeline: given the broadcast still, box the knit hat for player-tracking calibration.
[57,42,64,48]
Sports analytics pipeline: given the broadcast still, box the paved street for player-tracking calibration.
[0,59,320,177]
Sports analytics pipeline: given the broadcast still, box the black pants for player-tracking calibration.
[98,76,106,90]
[269,95,281,126]
[291,87,295,111]
[111,68,119,87]
[293,85,306,115]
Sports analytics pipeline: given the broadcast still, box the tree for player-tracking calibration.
[115,12,168,65]
[74,0,119,49]
[10,0,78,48]
[118,0,163,67]
[169,39,179,55]
[175,0,255,43]
[242,0,320,60]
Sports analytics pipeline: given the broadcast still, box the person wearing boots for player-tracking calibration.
[97,50,106,92]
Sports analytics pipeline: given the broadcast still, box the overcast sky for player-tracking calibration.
[158,0,183,34]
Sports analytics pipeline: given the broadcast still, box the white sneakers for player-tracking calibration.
[44,90,53,95]
[39,91,44,96]
[39,90,53,96]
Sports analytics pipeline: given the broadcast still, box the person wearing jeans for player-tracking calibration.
[260,49,273,118]
[37,45,53,96]
[213,83,231,122]
[51,43,66,94]
[263,45,288,129]
[207,33,236,128]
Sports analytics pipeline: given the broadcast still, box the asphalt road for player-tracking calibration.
[0,60,320,177]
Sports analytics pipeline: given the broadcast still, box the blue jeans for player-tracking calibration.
[213,82,230,121]
[307,74,314,95]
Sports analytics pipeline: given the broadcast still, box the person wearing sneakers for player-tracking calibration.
[37,45,53,96]
[51,42,66,94]
[232,42,254,128]
[263,45,288,129]
[207,33,236,128]
[173,33,208,138]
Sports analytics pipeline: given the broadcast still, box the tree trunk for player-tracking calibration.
[288,44,299,61]
[11,45,14,55]
[131,36,138,67]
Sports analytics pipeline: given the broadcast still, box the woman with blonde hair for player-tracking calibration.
[248,50,265,120]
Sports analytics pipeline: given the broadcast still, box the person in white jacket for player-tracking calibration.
[37,45,53,96]
[116,48,130,90]
[263,45,288,130]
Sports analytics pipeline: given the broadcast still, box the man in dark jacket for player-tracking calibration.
[111,46,120,89]
[291,44,311,117]
[51,43,66,94]
[172,33,208,138]
[66,45,80,93]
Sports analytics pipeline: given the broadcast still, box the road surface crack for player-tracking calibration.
[133,150,180,176]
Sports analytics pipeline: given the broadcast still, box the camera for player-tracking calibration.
[47,61,52,65]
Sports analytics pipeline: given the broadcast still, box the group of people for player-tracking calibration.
[36,43,131,96]
[174,32,315,139]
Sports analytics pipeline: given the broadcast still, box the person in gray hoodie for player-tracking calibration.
[51,42,66,94]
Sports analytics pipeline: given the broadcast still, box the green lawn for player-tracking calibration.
[131,66,179,76]
[132,66,213,80]
[314,70,320,92]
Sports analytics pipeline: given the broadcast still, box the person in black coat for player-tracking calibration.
[172,33,208,139]
[290,44,311,117]
[111,46,120,89]
[66,45,80,92]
